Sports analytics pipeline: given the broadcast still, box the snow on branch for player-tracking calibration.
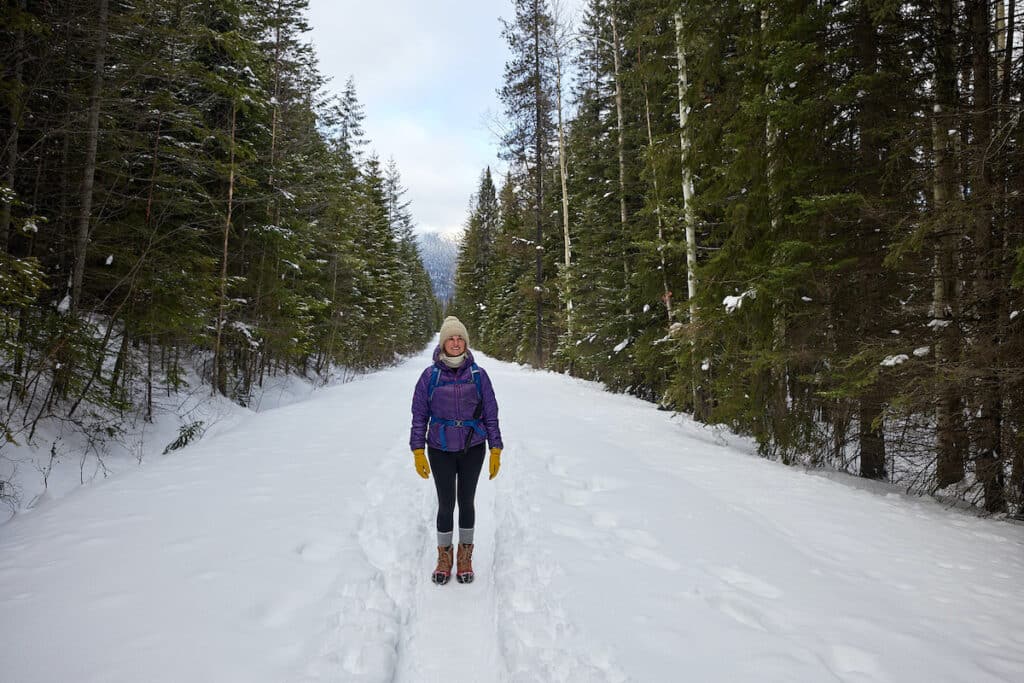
[723,289,756,314]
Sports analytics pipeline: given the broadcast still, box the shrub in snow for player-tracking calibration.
[163,421,206,455]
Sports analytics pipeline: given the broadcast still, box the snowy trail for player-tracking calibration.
[2,346,1024,682]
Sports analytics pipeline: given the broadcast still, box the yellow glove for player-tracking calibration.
[413,449,430,479]
[489,447,502,480]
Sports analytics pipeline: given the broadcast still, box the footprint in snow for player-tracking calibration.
[550,522,600,543]
[623,545,680,571]
[256,589,309,629]
[828,644,884,680]
[588,475,626,492]
[705,593,771,631]
[614,527,659,549]
[717,566,783,600]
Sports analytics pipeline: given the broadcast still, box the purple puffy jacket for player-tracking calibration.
[410,347,503,453]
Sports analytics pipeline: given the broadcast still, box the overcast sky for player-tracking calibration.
[306,0,581,237]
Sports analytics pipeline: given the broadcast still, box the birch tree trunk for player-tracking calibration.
[610,5,629,277]
[269,0,282,229]
[70,0,110,317]
[533,0,545,368]
[552,1,573,338]
[213,103,238,398]
[675,11,701,416]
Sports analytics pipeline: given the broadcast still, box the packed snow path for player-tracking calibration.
[2,346,1024,682]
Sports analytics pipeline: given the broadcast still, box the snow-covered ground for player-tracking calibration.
[0,367,340,523]
[1,346,1022,682]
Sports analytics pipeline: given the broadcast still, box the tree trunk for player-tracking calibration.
[761,6,790,453]
[1,0,27,253]
[610,6,628,235]
[70,0,110,317]
[270,2,282,197]
[213,103,238,397]
[533,0,544,368]
[1000,0,1015,105]
[58,16,73,278]
[639,48,672,324]
[859,390,887,479]
[110,328,129,400]
[675,12,702,417]
[932,0,966,487]
[968,0,1006,512]
[609,2,630,317]
[325,255,340,373]
[146,335,154,422]
[853,0,888,481]
[553,15,573,339]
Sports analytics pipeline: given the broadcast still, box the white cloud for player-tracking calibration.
[306,0,583,235]
[368,114,491,232]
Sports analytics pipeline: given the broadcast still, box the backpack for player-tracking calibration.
[426,363,485,451]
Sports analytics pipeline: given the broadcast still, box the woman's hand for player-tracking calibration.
[413,449,430,479]
[489,447,501,480]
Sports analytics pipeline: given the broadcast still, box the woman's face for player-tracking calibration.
[443,335,466,356]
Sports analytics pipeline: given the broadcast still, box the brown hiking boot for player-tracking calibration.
[456,543,474,584]
[432,545,453,585]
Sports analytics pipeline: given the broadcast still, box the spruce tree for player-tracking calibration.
[451,168,500,337]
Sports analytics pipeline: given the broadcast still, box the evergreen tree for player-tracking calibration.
[451,168,500,337]
[500,0,559,366]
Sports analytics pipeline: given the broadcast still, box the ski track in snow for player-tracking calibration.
[2,346,1024,682]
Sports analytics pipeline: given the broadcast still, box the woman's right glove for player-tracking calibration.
[413,449,430,479]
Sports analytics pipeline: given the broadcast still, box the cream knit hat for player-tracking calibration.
[439,316,470,347]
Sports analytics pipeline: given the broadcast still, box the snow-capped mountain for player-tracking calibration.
[416,230,461,303]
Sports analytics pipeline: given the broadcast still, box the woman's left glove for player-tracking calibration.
[413,449,430,479]
[488,447,502,480]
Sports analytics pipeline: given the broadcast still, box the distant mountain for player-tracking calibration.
[416,230,461,303]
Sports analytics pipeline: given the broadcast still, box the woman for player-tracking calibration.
[410,316,503,585]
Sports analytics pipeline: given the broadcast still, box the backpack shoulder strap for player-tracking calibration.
[470,363,482,400]
[428,366,442,400]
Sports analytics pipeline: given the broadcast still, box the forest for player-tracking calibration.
[449,0,1024,514]
[2,0,1022,517]
[0,0,439,507]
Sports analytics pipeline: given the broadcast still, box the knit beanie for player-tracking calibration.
[439,316,470,348]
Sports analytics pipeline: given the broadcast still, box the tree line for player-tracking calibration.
[450,0,1023,514]
[0,0,439,462]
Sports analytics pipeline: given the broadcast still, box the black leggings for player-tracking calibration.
[427,443,486,533]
